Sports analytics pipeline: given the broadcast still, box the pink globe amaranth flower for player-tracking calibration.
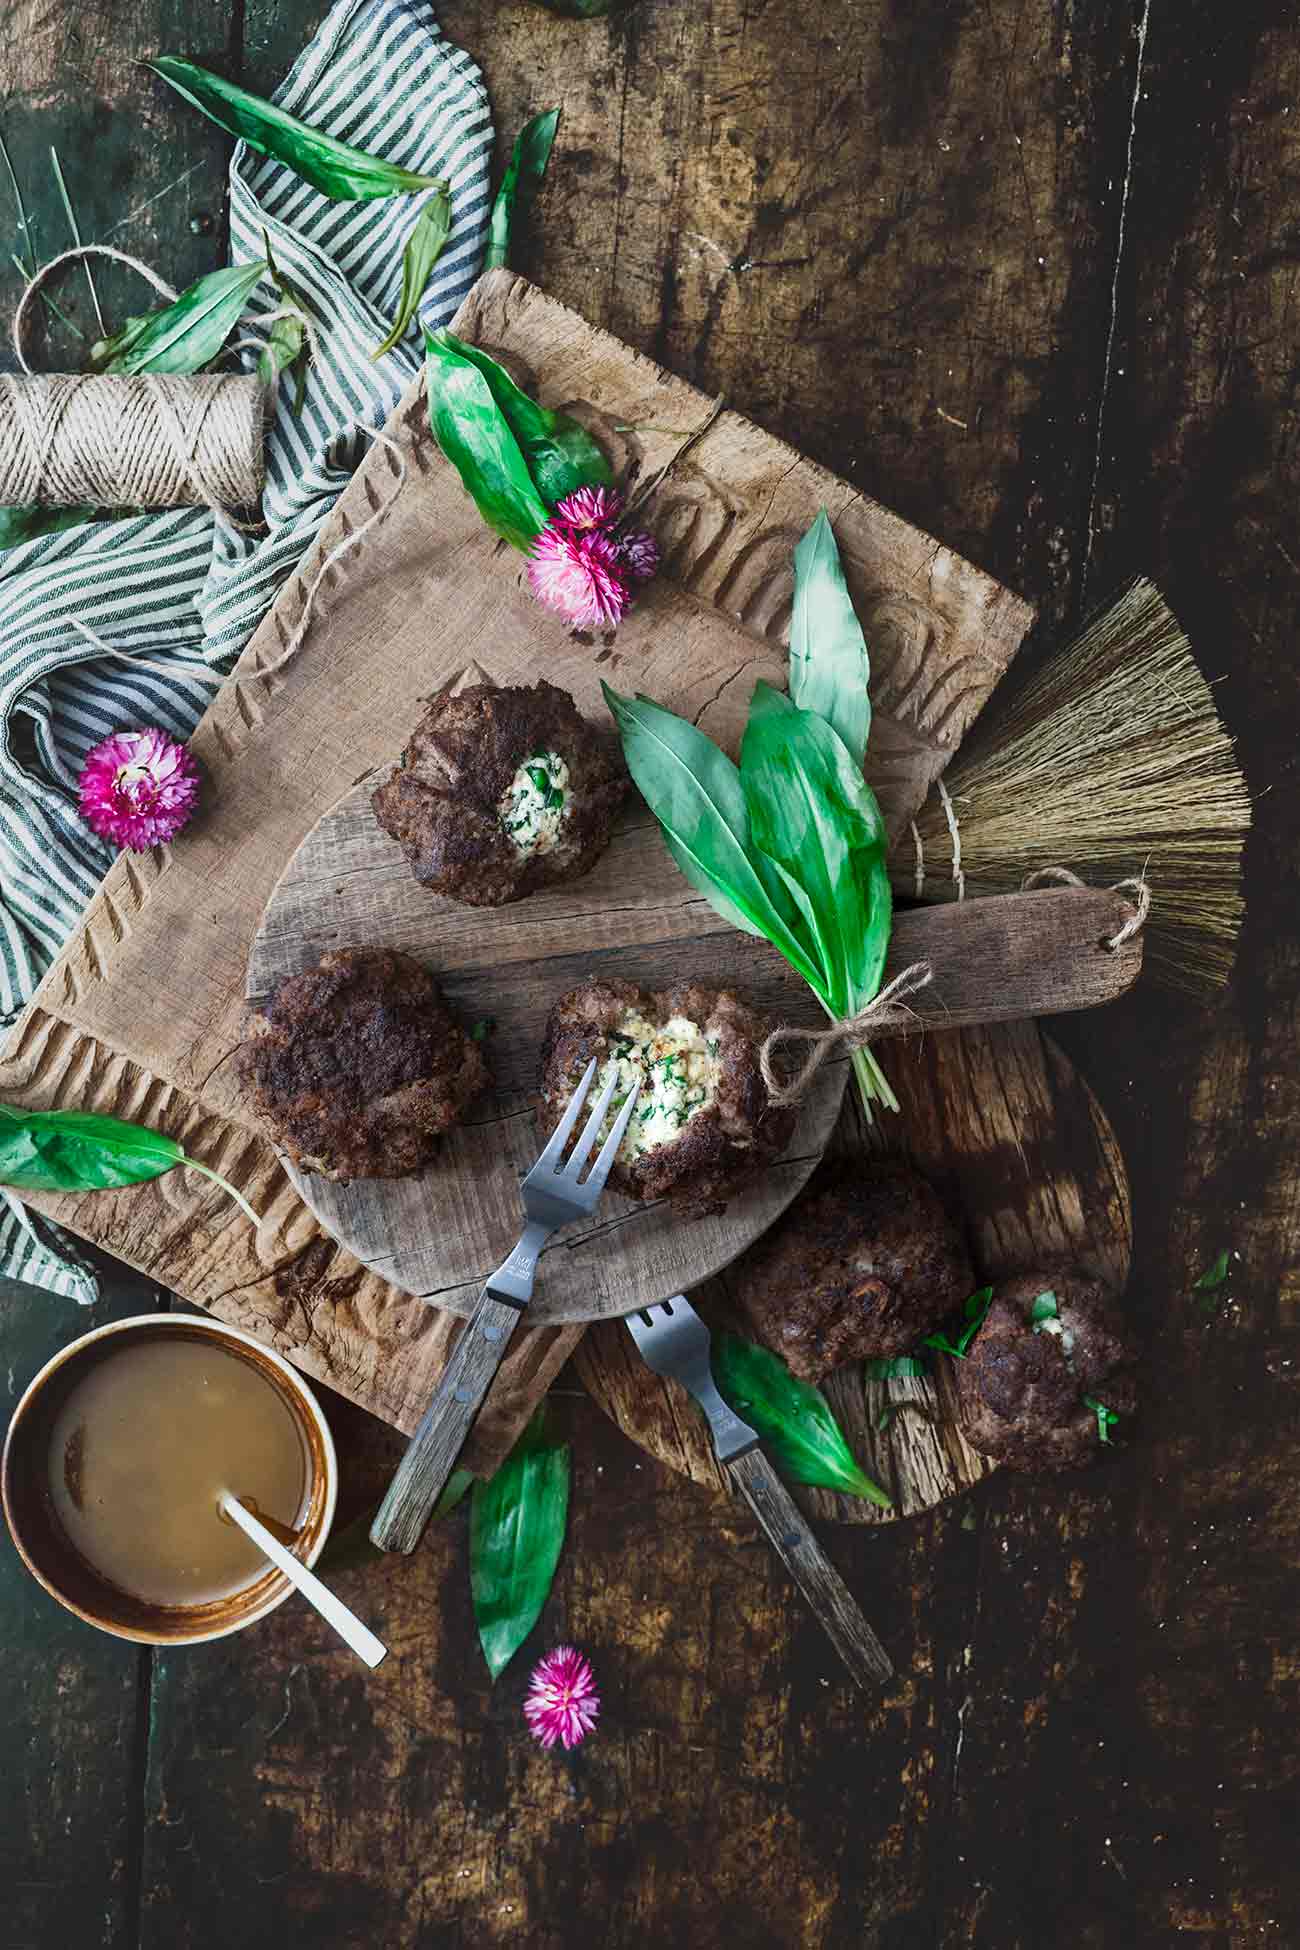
[617,529,660,583]
[527,524,631,631]
[77,727,200,851]
[524,1645,600,1751]
[553,484,624,533]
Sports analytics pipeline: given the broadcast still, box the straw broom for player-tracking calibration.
[891,579,1251,998]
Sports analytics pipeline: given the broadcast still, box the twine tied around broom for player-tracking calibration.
[1023,866,1152,950]
[758,961,935,1107]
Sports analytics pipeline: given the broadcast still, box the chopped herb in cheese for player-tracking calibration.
[499,750,570,857]
[587,1010,722,1162]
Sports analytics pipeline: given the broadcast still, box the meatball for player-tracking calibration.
[734,1159,974,1382]
[238,948,488,1180]
[957,1269,1139,1471]
[371,679,627,906]
[538,978,796,1218]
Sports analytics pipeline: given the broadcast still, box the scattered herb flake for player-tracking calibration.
[864,1354,928,1381]
[1194,1250,1231,1290]
[470,1018,494,1042]
[1082,1394,1119,1444]
[1029,1290,1059,1326]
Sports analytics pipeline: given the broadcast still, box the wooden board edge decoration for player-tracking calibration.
[575,1019,1133,1524]
[0,270,1036,1451]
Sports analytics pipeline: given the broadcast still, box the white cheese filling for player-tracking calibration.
[499,750,570,858]
[1033,1314,1077,1358]
[591,1010,723,1162]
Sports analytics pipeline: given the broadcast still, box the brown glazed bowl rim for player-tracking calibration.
[1,1313,338,1646]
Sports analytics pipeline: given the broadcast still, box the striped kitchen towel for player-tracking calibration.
[0,0,493,1300]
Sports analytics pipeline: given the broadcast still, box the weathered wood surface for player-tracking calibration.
[252,769,1136,1320]
[578,1019,1132,1519]
[2,1,1298,1947]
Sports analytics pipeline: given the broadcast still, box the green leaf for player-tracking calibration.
[740,680,892,1015]
[258,231,312,409]
[91,259,267,376]
[712,1335,891,1507]
[149,57,445,201]
[0,506,100,547]
[425,332,550,551]
[921,1285,995,1360]
[470,1412,570,1679]
[372,190,452,358]
[486,108,560,271]
[864,1354,928,1380]
[435,331,611,506]
[1194,1250,1230,1290]
[0,1105,259,1224]
[1029,1290,1059,1326]
[0,1108,184,1191]
[1082,1395,1119,1444]
[789,509,871,767]
[603,683,823,993]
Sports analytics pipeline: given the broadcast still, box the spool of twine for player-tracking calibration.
[0,371,264,511]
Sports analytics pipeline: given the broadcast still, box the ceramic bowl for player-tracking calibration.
[1,1313,337,1646]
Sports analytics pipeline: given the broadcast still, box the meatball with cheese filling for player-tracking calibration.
[371,679,626,906]
[538,979,796,1217]
[957,1269,1139,1471]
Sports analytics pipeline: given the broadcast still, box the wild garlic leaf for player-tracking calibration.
[0,506,100,546]
[712,1335,891,1507]
[486,108,560,271]
[0,1105,258,1223]
[91,259,267,375]
[258,232,313,408]
[150,58,444,200]
[1029,1290,1059,1326]
[425,332,549,551]
[789,509,871,767]
[922,1285,995,1360]
[470,1410,570,1680]
[602,684,823,992]
[740,680,892,1014]
[1193,1250,1230,1290]
[373,189,452,358]
[434,331,610,506]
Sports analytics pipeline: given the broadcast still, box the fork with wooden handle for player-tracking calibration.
[626,1295,893,1689]
[370,1060,640,1555]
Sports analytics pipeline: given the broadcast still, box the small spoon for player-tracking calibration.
[219,1492,388,1668]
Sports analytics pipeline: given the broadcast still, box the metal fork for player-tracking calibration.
[371,1061,639,1554]
[626,1296,893,1689]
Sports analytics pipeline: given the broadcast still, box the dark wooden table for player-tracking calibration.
[2,3,1297,1944]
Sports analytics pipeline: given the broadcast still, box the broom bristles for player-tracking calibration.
[893,579,1251,998]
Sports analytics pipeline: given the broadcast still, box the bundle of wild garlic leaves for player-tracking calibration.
[605,510,898,1119]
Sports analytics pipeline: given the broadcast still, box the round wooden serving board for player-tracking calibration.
[245,768,846,1325]
[574,1017,1132,1523]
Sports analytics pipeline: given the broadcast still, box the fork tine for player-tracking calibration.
[563,1066,623,1181]
[583,1081,640,1195]
[532,1058,598,1174]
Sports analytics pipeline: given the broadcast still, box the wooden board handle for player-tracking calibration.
[370,1291,523,1553]
[726,1447,893,1688]
[880,885,1143,1033]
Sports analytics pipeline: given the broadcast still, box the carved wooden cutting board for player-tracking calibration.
[576,1018,1132,1522]
[0,271,1033,1463]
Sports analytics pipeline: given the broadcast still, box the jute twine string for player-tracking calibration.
[6,244,268,515]
[1023,865,1152,950]
[758,866,1151,1107]
[758,961,935,1107]
[70,424,409,696]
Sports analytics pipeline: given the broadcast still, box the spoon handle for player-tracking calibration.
[220,1494,388,1668]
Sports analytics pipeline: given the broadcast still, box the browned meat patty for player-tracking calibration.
[538,978,796,1218]
[237,948,488,1180]
[733,1159,974,1381]
[957,1269,1139,1471]
[371,679,627,907]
